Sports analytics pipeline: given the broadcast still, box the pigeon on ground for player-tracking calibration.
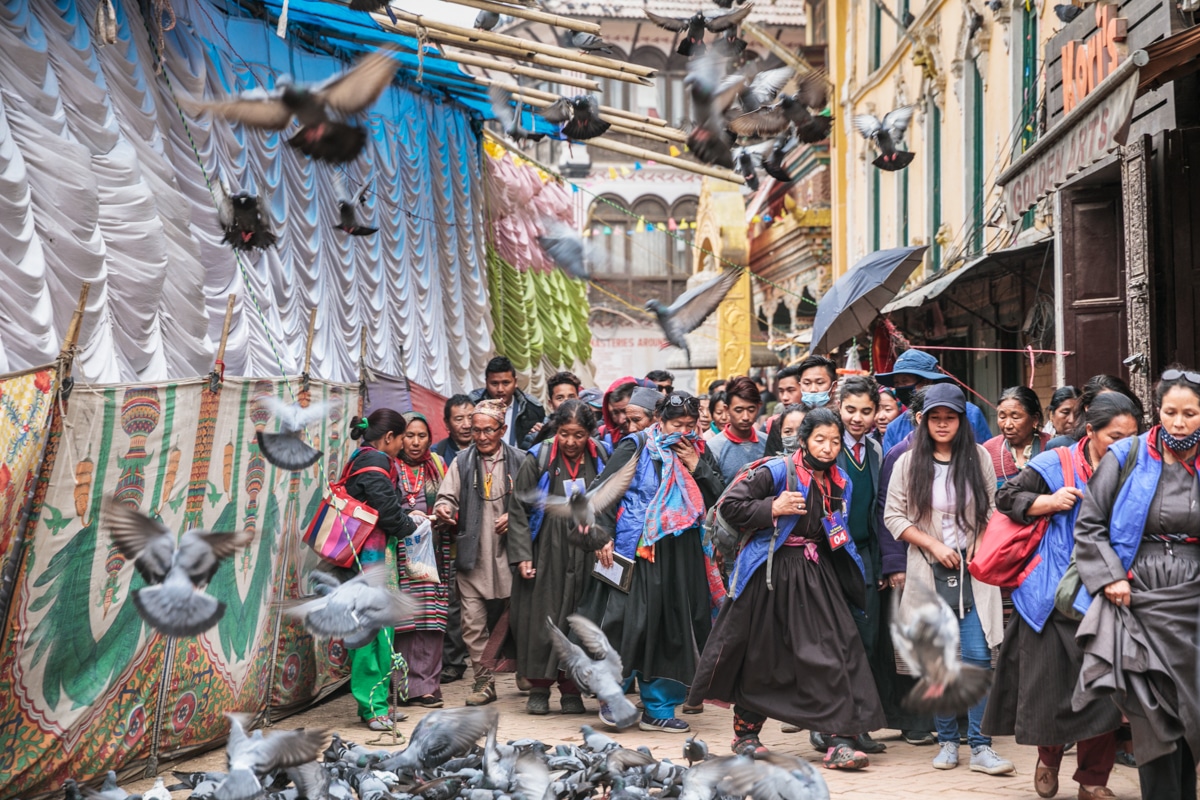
[517,453,636,548]
[333,177,378,237]
[677,756,750,800]
[728,73,831,142]
[63,779,84,800]
[579,725,619,753]
[684,53,745,169]
[376,707,499,774]
[1054,3,1084,21]
[489,86,547,144]
[474,9,501,30]
[254,396,331,471]
[736,65,794,113]
[215,714,327,800]
[853,105,916,171]
[183,47,400,164]
[284,565,415,650]
[142,778,172,800]
[81,772,141,800]
[546,615,639,729]
[572,32,615,54]
[724,753,829,800]
[644,4,755,57]
[288,760,356,800]
[646,267,742,365]
[536,218,607,281]
[683,737,709,766]
[511,753,555,800]
[536,95,611,141]
[106,499,253,636]
[214,179,276,252]
[890,581,992,714]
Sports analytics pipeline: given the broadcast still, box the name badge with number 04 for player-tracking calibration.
[823,510,850,550]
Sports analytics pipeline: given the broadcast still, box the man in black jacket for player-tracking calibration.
[469,356,545,450]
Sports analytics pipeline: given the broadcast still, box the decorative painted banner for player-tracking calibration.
[0,377,355,798]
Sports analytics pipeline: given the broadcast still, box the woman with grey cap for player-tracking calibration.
[884,383,1013,777]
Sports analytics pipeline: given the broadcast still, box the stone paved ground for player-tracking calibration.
[120,674,1143,799]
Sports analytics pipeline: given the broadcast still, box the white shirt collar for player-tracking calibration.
[843,431,866,449]
[504,401,516,445]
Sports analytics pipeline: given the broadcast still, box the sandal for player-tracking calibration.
[731,736,769,758]
[365,716,394,732]
[823,743,869,770]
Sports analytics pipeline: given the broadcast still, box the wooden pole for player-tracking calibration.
[474,77,670,127]
[582,137,747,184]
[424,49,601,91]
[59,281,91,360]
[358,328,369,416]
[378,9,653,77]
[477,83,687,142]
[303,307,317,377]
[435,0,603,35]
[216,294,236,365]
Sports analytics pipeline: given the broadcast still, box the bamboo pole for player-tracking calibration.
[216,294,236,365]
[425,49,601,91]
[482,85,688,141]
[605,123,673,144]
[59,282,91,359]
[303,307,317,376]
[607,122,687,144]
[378,9,653,77]
[583,137,746,184]
[376,17,652,86]
[473,77,670,127]
[435,0,603,35]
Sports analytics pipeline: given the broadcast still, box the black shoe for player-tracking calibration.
[440,666,465,684]
[852,733,887,754]
[1115,750,1137,768]
[809,731,832,752]
[903,730,937,746]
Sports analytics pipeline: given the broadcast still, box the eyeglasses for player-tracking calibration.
[471,426,502,435]
[1163,369,1200,385]
[666,394,701,414]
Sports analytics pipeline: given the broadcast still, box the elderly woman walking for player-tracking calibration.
[982,393,1141,800]
[1073,367,1200,800]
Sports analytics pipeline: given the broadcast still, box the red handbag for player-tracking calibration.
[969,447,1074,588]
[303,450,395,568]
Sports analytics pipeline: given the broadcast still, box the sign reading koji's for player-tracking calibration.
[1062,4,1128,114]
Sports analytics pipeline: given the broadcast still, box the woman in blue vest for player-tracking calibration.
[688,407,884,770]
[507,401,607,716]
[982,393,1140,800]
[1074,367,1200,800]
[574,391,725,733]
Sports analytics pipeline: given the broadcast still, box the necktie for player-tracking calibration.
[853,442,863,463]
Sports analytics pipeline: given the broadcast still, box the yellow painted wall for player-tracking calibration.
[828,0,1056,281]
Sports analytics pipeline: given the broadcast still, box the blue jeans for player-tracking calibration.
[623,672,686,720]
[934,605,992,749]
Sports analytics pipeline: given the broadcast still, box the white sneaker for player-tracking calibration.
[970,745,1015,775]
[932,741,959,770]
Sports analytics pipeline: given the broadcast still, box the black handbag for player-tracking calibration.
[931,555,974,616]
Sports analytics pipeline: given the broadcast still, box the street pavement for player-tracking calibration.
[121,673,1143,799]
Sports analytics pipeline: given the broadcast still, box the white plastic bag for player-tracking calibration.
[403,517,440,584]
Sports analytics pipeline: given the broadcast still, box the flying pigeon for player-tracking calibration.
[761,133,797,183]
[646,267,742,365]
[536,218,607,280]
[215,713,327,800]
[712,30,749,60]
[986,0,1004,11]
[713,0,750,7]
[183,47,400,164]
[106,499,253,637]
[254,396,331,471]
[732,144,768,191]
[333,176,378,237]
[536,95,611,140]
[644,4,755,57]
[729,73,831,142]
[1054,3,1084,21]
[677,756,752,800]
[890,581,992,714]
[489,86,547,144]
[81,772,141,800]
[736,65,794,113]
[683,737,709,766]
[516,452,637,548]
[853,105,916,171]
[572,32,615,54]
[376,707,499,774]
[474,9,501,30]
[546,615,640,729]
[684,53,746,169]
[283,566,415,650]
[724,753,830,800]
[214,179,277,252]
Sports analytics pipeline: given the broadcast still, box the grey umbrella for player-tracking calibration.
[809,245,928,353]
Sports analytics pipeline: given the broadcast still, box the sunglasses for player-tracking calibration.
[666,394,701,414]
[1163,369,1200,385]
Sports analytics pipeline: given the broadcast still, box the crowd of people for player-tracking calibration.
[336,352,1200,800]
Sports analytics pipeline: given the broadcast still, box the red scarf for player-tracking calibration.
[722,424,759,445]
[1073,438,1094,483]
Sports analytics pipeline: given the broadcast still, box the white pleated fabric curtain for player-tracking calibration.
[0,0,494,395]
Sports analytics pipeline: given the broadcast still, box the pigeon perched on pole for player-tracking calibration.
[890,581,992,714]
[215,713,327,800]
[853,105,916,171]
[1054,3,1084,21]
[376,707,499,774]
[106,499,253,637]
[646,267,743,365]
[572,32,615,54]
[644,4,755,57]
[684,53,745,169]
[517,454,637,548]
[536,219,607,280]
[183,47,400,164]
[254,396,331,471]
[546,615,640,729]
[283,566,415,650]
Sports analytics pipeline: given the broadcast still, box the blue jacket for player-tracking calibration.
[882,399,993,453]
[526,440,608,542]
[1010,446,1082,632]
[1073,432,1160,615]
[728,458,865,600]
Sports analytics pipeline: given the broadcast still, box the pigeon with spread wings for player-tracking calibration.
[333,175,377,237]
[184,47,400,164]
[536,95,610,141]
[283,565,415,650]
[546,614,640,729]
[853,105,916,171]
[489,86,547,144]
[644,4,755,57]
[216,713,327,800]
[517,453,638,550]
[729,73,832,142]
[646,268,742,366]
[106,499,253,637]
[255,397,331,471]
[684,53,745,169]
[214,178,276,252]
[537,218,607,281]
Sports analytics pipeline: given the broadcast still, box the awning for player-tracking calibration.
[999,26,1200,223]
[882,239,1052,312]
